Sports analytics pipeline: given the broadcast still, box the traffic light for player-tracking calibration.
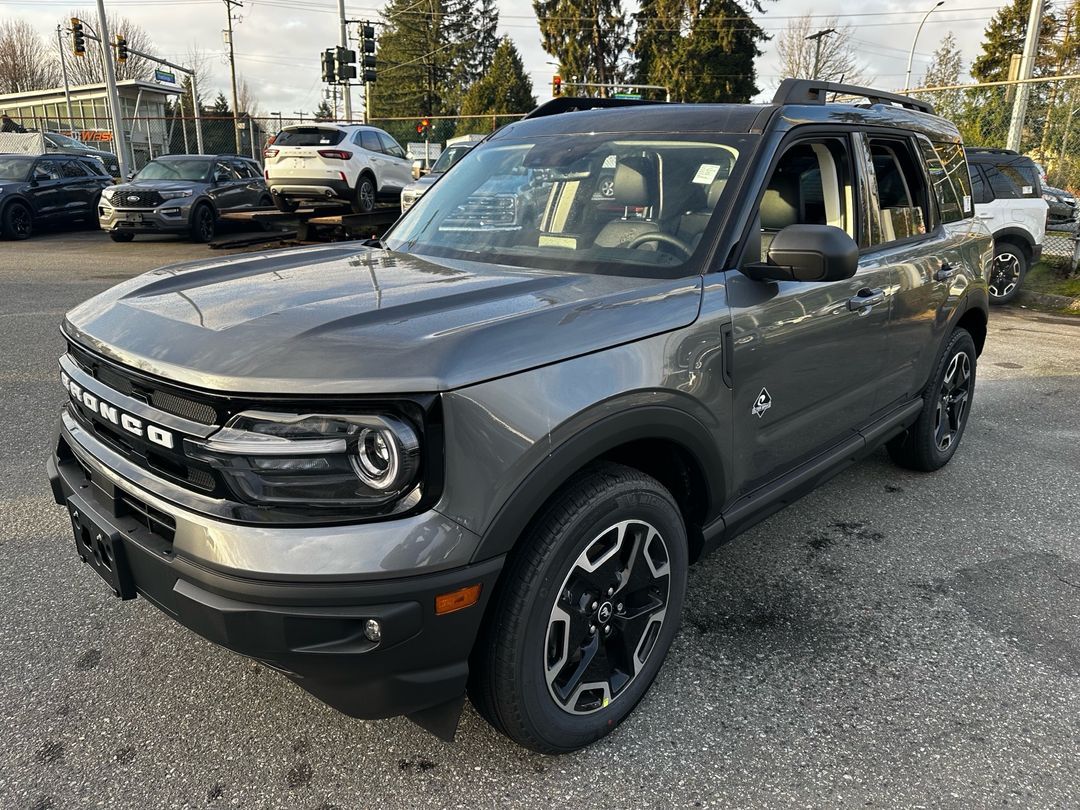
[552,74,562,96]
[360,22,377,83]
[71,18,86,57]
[116,34,128,63]
[321,49,336,83]
[335,46,356,81]
[416,118,430,136]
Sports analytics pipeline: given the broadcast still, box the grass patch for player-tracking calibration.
[1026,263,1080,299]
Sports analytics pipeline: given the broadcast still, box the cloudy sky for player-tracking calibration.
[1,0,1009,116]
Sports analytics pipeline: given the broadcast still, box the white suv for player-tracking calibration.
[264,124,413,213]
[966,147,1048,304]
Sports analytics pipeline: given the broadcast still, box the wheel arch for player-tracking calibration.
[992,228,1036,262]
[471,406,726,567]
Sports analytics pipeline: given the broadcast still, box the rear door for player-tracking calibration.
[231,159,264,207]
[57,157,97,216]
[376,130,413,190]
[27,157,65,219]
[208,160,245,212]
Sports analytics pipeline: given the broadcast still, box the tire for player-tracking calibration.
[1,201,33,240]
[987,242,1027,304]
[188,203,215,243]
[351,173,376,214]
[272,194,297,213]
[470,462,688,753]
[887,328,977,472]
[108,231,135,243]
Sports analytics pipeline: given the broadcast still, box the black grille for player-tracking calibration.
[112,189,164,208]
[117,492,176,543]
[150,390,217,425]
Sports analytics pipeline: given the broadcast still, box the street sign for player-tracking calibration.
[613,92,641,99]
[154,69,176,84]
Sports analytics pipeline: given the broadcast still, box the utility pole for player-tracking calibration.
[337,0,352,121]
[56,24,76,137]
[806,28,837,81]
[1007,0,1045,152]
[94,0,130,178]
[223,0,243,154]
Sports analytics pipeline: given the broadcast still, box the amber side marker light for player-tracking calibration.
[435,584,482,615]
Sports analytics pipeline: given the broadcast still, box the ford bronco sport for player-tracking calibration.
[47,81,991,754]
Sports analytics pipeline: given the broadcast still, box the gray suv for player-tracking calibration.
[48,81,991,753]
[98,154,270,243]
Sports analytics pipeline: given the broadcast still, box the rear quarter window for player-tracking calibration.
[919,140,972,222]
[274,127,345,147]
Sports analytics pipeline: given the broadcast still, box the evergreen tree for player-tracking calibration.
[211,92,231,115]
[634,0,765,102]
[534,0,631,93]
[475,0,500,74]
[457,37,536,134]
[313,100,334,121]
[920,32,965,124]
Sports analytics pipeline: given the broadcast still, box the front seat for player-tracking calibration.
[674,177,727,248]
[593,157,661,249]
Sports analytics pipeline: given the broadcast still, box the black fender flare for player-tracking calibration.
[0,193,33,219]
[941,289,989,359]
[470,404,727,563]
[991,227,1036,255]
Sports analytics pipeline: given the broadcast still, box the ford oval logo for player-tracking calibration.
[129,194,140,201]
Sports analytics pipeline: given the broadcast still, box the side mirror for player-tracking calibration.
[743,224,858,283]
[411,160,423,180]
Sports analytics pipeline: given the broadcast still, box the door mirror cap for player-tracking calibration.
[411,160,424,180]
[744,224,859,283]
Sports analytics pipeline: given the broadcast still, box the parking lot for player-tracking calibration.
[1,231,1079,809]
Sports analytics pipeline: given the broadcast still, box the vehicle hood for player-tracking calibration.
[63,244,702,394]
[0,178,27,191]
[406,174,439,193]
[114,179,208,192]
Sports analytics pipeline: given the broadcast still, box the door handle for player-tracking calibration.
[848,287,886,311]
[935,263,956,282]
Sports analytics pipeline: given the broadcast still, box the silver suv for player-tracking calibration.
[99,154,270,243]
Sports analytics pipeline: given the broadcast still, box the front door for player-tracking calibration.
[728,134,893,495]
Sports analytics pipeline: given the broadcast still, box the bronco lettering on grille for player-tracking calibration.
[61,370,175,450]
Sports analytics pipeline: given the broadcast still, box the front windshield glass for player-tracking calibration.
[47,133,89,150]
[384,133,752,276]
[0,156,34,181]
[135,159,212,182]
[431,144,474,173]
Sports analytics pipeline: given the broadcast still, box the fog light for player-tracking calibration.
[364,618,381,643]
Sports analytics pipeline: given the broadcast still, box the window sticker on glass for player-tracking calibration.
[692,163,721,184]
[963,194,971,212]
[1022,185,1033,195]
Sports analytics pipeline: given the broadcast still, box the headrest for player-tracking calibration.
[706,177,727,208]
[612,157,653,206]
[760,171,799,231]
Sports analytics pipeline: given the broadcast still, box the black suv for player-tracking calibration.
[47,81,991,753]
[0,153,114,240]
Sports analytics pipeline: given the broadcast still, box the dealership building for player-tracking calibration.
[0,79,181,165]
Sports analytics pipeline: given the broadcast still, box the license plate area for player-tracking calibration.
[121,213,144,223]
[68,495,136,600]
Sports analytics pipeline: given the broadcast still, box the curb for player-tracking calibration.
[1015,289,1080,312]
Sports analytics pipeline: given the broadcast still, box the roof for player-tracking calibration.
[154,153,256,160]
[0,79,180,105]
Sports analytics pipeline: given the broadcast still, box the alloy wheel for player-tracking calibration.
[359,179,375,211]
[544,519,671,715]
[934,350,971,452]
[10,205,32,238]
[989,252,1021,298]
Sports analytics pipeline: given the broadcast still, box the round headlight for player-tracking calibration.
[352,427,400,490]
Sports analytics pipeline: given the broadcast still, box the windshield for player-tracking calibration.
[431,144,474,173]
[384,133,751,276]
[46,133,90,150]
[135,159,212,182]
[0,156,33,181]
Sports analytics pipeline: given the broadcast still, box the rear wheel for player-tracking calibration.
[188,203,215,243]
[988,242,1026,304]
[887,328,976,472]
[470,463,688,753]
[108,231,135,243]
[1,201,33,240]
[351,174,376,214]
[271,193,297,213]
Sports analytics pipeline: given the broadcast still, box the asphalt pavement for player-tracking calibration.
[1,232,1079,809]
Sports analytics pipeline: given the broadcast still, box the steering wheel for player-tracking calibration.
[626,232,693,259]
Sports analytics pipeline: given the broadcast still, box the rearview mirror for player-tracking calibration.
[743,224,858,283]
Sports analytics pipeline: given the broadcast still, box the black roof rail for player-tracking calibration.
[772,78,935,115]
[524,96,666,120]
[964,146,1019,155]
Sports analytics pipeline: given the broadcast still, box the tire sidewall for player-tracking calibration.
[989,243,1026,304]
[513,486,688,751]
[922,329,977,466]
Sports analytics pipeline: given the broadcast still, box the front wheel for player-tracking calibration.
[351,174,376,214]
[887,328,976,472]
[470,463,688,753]
[1,201,33,240]
[188,204,215,243]
[988,243,1026,304]
[108,231,135,243]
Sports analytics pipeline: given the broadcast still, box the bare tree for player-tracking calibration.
[236,76,260,117]
[0,19,60,94]
[63,10,155,84]
[775,15,864,85]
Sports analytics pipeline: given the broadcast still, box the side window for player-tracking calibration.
[214,161,239,182]
[360,130,382,153]
[994,160,1039,198]
[378,131,406,159]
[59,159,89,178]
[970,165,992,204]
[866,138,929,245]
[917,139,970,223]
[232,160,257,179]
[983,165,1020,199]
[759,138,856,258]
[34,160,62,181]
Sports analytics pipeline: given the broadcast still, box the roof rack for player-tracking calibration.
[964,146,1019,155]
[524,96,666,120]
[772,79,935,115]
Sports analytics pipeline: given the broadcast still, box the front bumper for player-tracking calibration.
[99,203,192,234]
[47,416,503,726]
